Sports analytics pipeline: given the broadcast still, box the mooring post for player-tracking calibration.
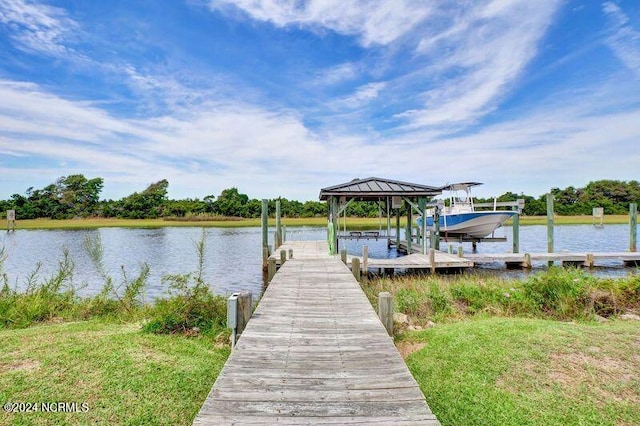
[546,193,554,266]
[267,257,276,282]
[630,203,637,252]
[352,257,361,282]
[457,246,463,258]
[280,250,286,265]
[275,199,282,249]
[340,248,347,264]
[288,248,293,259]
[261,199,269,267]
[512,204,520,253]
[378,292,393,336]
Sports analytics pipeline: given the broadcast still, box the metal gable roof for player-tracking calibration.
[319,177,441,200]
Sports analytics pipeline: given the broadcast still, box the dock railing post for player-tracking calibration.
[275,199,282,249]
[631,203,637,253]
[378,292,393,336]
[280,250,286,265]
[546,193,554,266]
[237,291,252,340]
[227,291,252,348]
[362,245,369,284]
[267,258,276,282]
[261,199,269,268]
[340,248,347,264]
[352,257,361,282]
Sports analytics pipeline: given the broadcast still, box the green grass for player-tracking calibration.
[363,268,640,324]
[0,214,633,230]
[0,320,229,425]
[403,318,640,426]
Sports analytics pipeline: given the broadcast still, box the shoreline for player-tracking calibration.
[1,215,633,230]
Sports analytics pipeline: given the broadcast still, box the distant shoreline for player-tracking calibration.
[0,215,633,230]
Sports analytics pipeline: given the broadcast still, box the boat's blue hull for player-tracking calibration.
[416,211,516,239]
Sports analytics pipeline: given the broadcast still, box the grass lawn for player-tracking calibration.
[403,317,640,426]
[0,321,229,425]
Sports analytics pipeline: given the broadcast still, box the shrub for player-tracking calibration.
[143,230,228,335]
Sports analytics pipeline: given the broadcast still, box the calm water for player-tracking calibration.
[1,224,637,299]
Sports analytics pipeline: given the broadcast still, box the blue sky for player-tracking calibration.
[0,0,638,201]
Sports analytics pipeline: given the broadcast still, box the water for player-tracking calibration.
[0,224,636,299]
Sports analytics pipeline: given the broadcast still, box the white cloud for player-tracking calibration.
[208,0,432,46]
[403,0,561,128]
[603,2,640,76]
[1,74,639,201]
[0,0,81,57]
[315,62,358,86]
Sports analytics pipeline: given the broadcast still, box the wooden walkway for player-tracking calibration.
[194,242,439,425]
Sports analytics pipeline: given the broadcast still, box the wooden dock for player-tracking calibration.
[464,251,640,268]
[194,242,439,425]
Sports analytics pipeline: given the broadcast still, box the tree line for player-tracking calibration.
[1,175,639,220]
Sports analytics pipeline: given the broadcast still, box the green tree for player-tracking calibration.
[117,180,169,218]
[214,188,249,217]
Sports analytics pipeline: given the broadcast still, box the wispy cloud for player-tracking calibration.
[208,0,432,47]
[2,74,639,200]
[0,0,82,58]
[315,62,359,86]
[401,0,561,129]
[603,1,640,76]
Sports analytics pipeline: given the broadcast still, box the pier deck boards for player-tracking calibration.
[195,244,439,425]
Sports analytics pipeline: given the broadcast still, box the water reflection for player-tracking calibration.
[0,224,637,299]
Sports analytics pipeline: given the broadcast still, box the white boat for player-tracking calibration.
[417,182,517,239]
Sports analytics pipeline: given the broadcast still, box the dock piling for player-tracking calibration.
[261,200,269,268]
[275,200,282,249]
[512,204,520,253]
[547,193,554,266]
[631,203,637,252]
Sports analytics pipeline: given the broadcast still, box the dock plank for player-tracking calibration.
[194,251,438,425]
